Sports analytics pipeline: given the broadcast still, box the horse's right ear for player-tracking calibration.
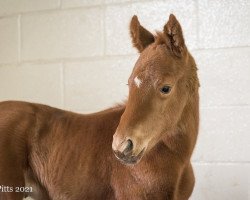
[163,14,186,57]
[130,15,155,53]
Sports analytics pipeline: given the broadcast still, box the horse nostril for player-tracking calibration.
[123,139,133,155]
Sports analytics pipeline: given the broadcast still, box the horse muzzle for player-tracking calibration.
[112,138,145,165]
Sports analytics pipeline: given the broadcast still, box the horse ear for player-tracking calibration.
[163,14,186,57]
[130,15,155,53]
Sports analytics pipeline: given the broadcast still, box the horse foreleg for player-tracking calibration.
[0,159,25,200]
[0,134,26,200]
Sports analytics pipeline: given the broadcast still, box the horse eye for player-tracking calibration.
[160,85,171,94]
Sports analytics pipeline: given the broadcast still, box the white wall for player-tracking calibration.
[0,0,249,199]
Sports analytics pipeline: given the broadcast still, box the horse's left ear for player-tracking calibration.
[130,15,155,53]
[163,14,186,57]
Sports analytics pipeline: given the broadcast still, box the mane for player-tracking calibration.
[154,31,172,50]
[110,100,127,110]
[154,31,167,45]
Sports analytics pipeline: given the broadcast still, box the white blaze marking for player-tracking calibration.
[134,76,142,88]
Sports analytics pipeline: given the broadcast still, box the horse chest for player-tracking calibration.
[131,166,171,191]
[112,161,173,199]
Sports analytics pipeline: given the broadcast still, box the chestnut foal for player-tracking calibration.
[0,14,199,200]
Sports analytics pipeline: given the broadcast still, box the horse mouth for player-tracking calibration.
[113,148,145,165]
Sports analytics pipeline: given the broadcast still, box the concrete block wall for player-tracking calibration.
[0,0,249,199]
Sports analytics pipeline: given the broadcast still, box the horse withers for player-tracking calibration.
[0,14,199,200]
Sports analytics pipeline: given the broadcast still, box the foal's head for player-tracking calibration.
[112,14,198,165]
